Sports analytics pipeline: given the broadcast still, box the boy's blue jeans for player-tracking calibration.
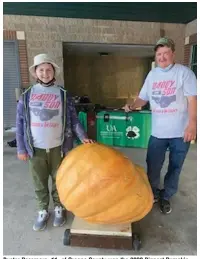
[146,136,190,200]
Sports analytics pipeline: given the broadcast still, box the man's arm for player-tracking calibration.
[182,67,197,142]
[184,96,197,142]
[188,96,197,124]
[129,97,148,110]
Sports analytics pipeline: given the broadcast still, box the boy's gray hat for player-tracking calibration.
[29,54,60,77]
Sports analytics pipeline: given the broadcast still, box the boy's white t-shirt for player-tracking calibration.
[139,64,197,138]
[29,83,63,149]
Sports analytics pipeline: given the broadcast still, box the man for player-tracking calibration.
[124,37,197,214]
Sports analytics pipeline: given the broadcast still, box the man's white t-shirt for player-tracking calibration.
[139,64,197,138]
[29,84,63,149]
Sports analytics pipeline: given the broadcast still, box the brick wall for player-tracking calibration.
[184,19,197,67]
[18,40,29,86]
[183,45,191,66]
[183,33,197,66]
[3,30,16,40]
[3,30,29,87]
[3,15,186,85]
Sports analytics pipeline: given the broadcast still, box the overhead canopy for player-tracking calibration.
[3,2,196,24]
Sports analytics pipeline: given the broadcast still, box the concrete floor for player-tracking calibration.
[3,132,197,255]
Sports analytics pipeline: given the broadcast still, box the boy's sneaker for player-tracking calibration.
[53,206,66,227]
[33,210,49,231]
[7,139,17,148]
[159,199,172,214]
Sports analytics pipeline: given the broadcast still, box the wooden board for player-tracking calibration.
[71,217,132,237]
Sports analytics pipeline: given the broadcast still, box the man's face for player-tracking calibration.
[155,46,175,68]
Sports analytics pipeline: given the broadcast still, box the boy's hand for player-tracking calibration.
[17,153,29,161]
[82,138,95,144]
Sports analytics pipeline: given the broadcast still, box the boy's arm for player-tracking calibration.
[16,97,27,154]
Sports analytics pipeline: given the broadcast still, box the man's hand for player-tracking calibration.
[17,153,29,161]
[122,104,133,112]
[122,97,148,112]
[82,138,95,144]
[184,122,197,142]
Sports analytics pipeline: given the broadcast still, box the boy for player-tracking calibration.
[16,53,93,231]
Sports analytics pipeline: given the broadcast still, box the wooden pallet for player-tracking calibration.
[63,217,141,250]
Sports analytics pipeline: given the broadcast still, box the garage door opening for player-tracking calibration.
[63,42,154,108]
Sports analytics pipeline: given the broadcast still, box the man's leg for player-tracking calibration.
[146,136,169,201]
[159,138,190,214]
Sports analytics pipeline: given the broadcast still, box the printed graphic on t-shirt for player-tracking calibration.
[151,80,177,114]
[30,93,61,128]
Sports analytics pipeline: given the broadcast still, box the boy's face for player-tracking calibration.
[35,63,55,83]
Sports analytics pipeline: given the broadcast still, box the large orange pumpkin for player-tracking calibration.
[56,143,153,224]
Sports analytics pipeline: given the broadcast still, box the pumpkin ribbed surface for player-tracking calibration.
[56,143,153,224]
